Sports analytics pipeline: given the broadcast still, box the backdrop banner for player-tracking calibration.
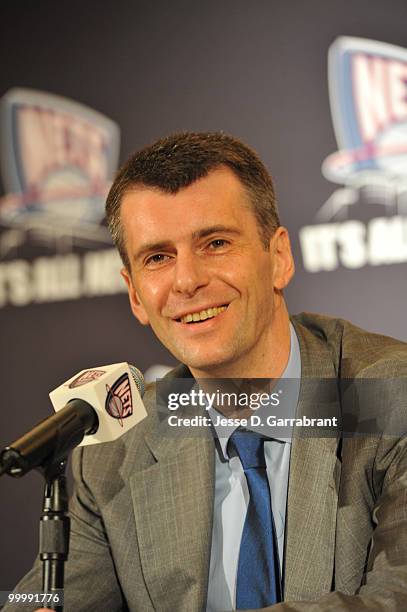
[1,0,406,588]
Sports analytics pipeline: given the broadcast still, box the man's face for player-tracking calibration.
[121,167,294,377]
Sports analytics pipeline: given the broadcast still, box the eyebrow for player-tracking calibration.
[192,225,242,240]
[133,225,242,262]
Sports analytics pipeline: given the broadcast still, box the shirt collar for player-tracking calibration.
[210,323,301,460]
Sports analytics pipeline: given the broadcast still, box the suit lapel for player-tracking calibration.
[284,319,342,600]
[130,370,215,612]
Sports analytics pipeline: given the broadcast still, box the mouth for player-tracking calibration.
[175,305,228,324]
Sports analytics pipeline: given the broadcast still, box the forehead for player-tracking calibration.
[120,167,257,245]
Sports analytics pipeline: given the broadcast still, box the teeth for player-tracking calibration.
[181,305,227,324]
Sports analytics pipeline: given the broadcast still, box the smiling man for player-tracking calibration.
[5,133,407,612]
[118,164,293,380]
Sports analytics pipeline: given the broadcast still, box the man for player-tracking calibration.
[5,132,407,611]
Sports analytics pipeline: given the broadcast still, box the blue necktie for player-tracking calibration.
[228,430,281,609]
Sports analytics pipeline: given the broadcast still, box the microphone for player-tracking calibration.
[0,363,146,478]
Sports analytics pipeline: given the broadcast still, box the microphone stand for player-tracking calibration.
[39,458,69,612]
[0,399,98,611]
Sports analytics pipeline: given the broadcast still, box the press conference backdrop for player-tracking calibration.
[1,0,406,589]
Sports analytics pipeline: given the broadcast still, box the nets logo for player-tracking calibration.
[300,37,407,272]
[68,369,106,389]
[0,88,126,308]
[105,373,133,426]
[0,88,120,248]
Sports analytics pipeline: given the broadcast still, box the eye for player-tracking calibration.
[145,253,169,267]
[208,238,228,250]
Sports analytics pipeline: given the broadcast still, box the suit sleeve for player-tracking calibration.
[240,434,407,612]
[1,448,125,612]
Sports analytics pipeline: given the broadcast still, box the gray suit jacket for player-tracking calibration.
[4,313,407,611]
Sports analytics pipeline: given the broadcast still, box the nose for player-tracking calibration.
[172,250,210,296]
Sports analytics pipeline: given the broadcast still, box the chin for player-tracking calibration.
[179,351,233,374]
[166,337,238,372]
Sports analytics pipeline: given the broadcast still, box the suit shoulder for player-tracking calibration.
[291,311,407,377]
[72,364,188,485]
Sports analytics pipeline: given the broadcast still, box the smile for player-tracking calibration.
[179,305,228,324]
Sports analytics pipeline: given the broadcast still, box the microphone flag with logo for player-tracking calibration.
[49,362,147,446]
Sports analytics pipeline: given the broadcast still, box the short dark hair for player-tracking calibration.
[105,132,280,269]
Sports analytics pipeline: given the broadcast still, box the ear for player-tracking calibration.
[121,268,150,325]
[270,227,295,290]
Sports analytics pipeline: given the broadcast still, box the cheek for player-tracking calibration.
[135,274,170,313]
[221,260,271,295]
[148,283,165,302]
[217,262,248,287]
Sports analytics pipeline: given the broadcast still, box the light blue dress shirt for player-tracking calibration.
[206,324,301,611]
